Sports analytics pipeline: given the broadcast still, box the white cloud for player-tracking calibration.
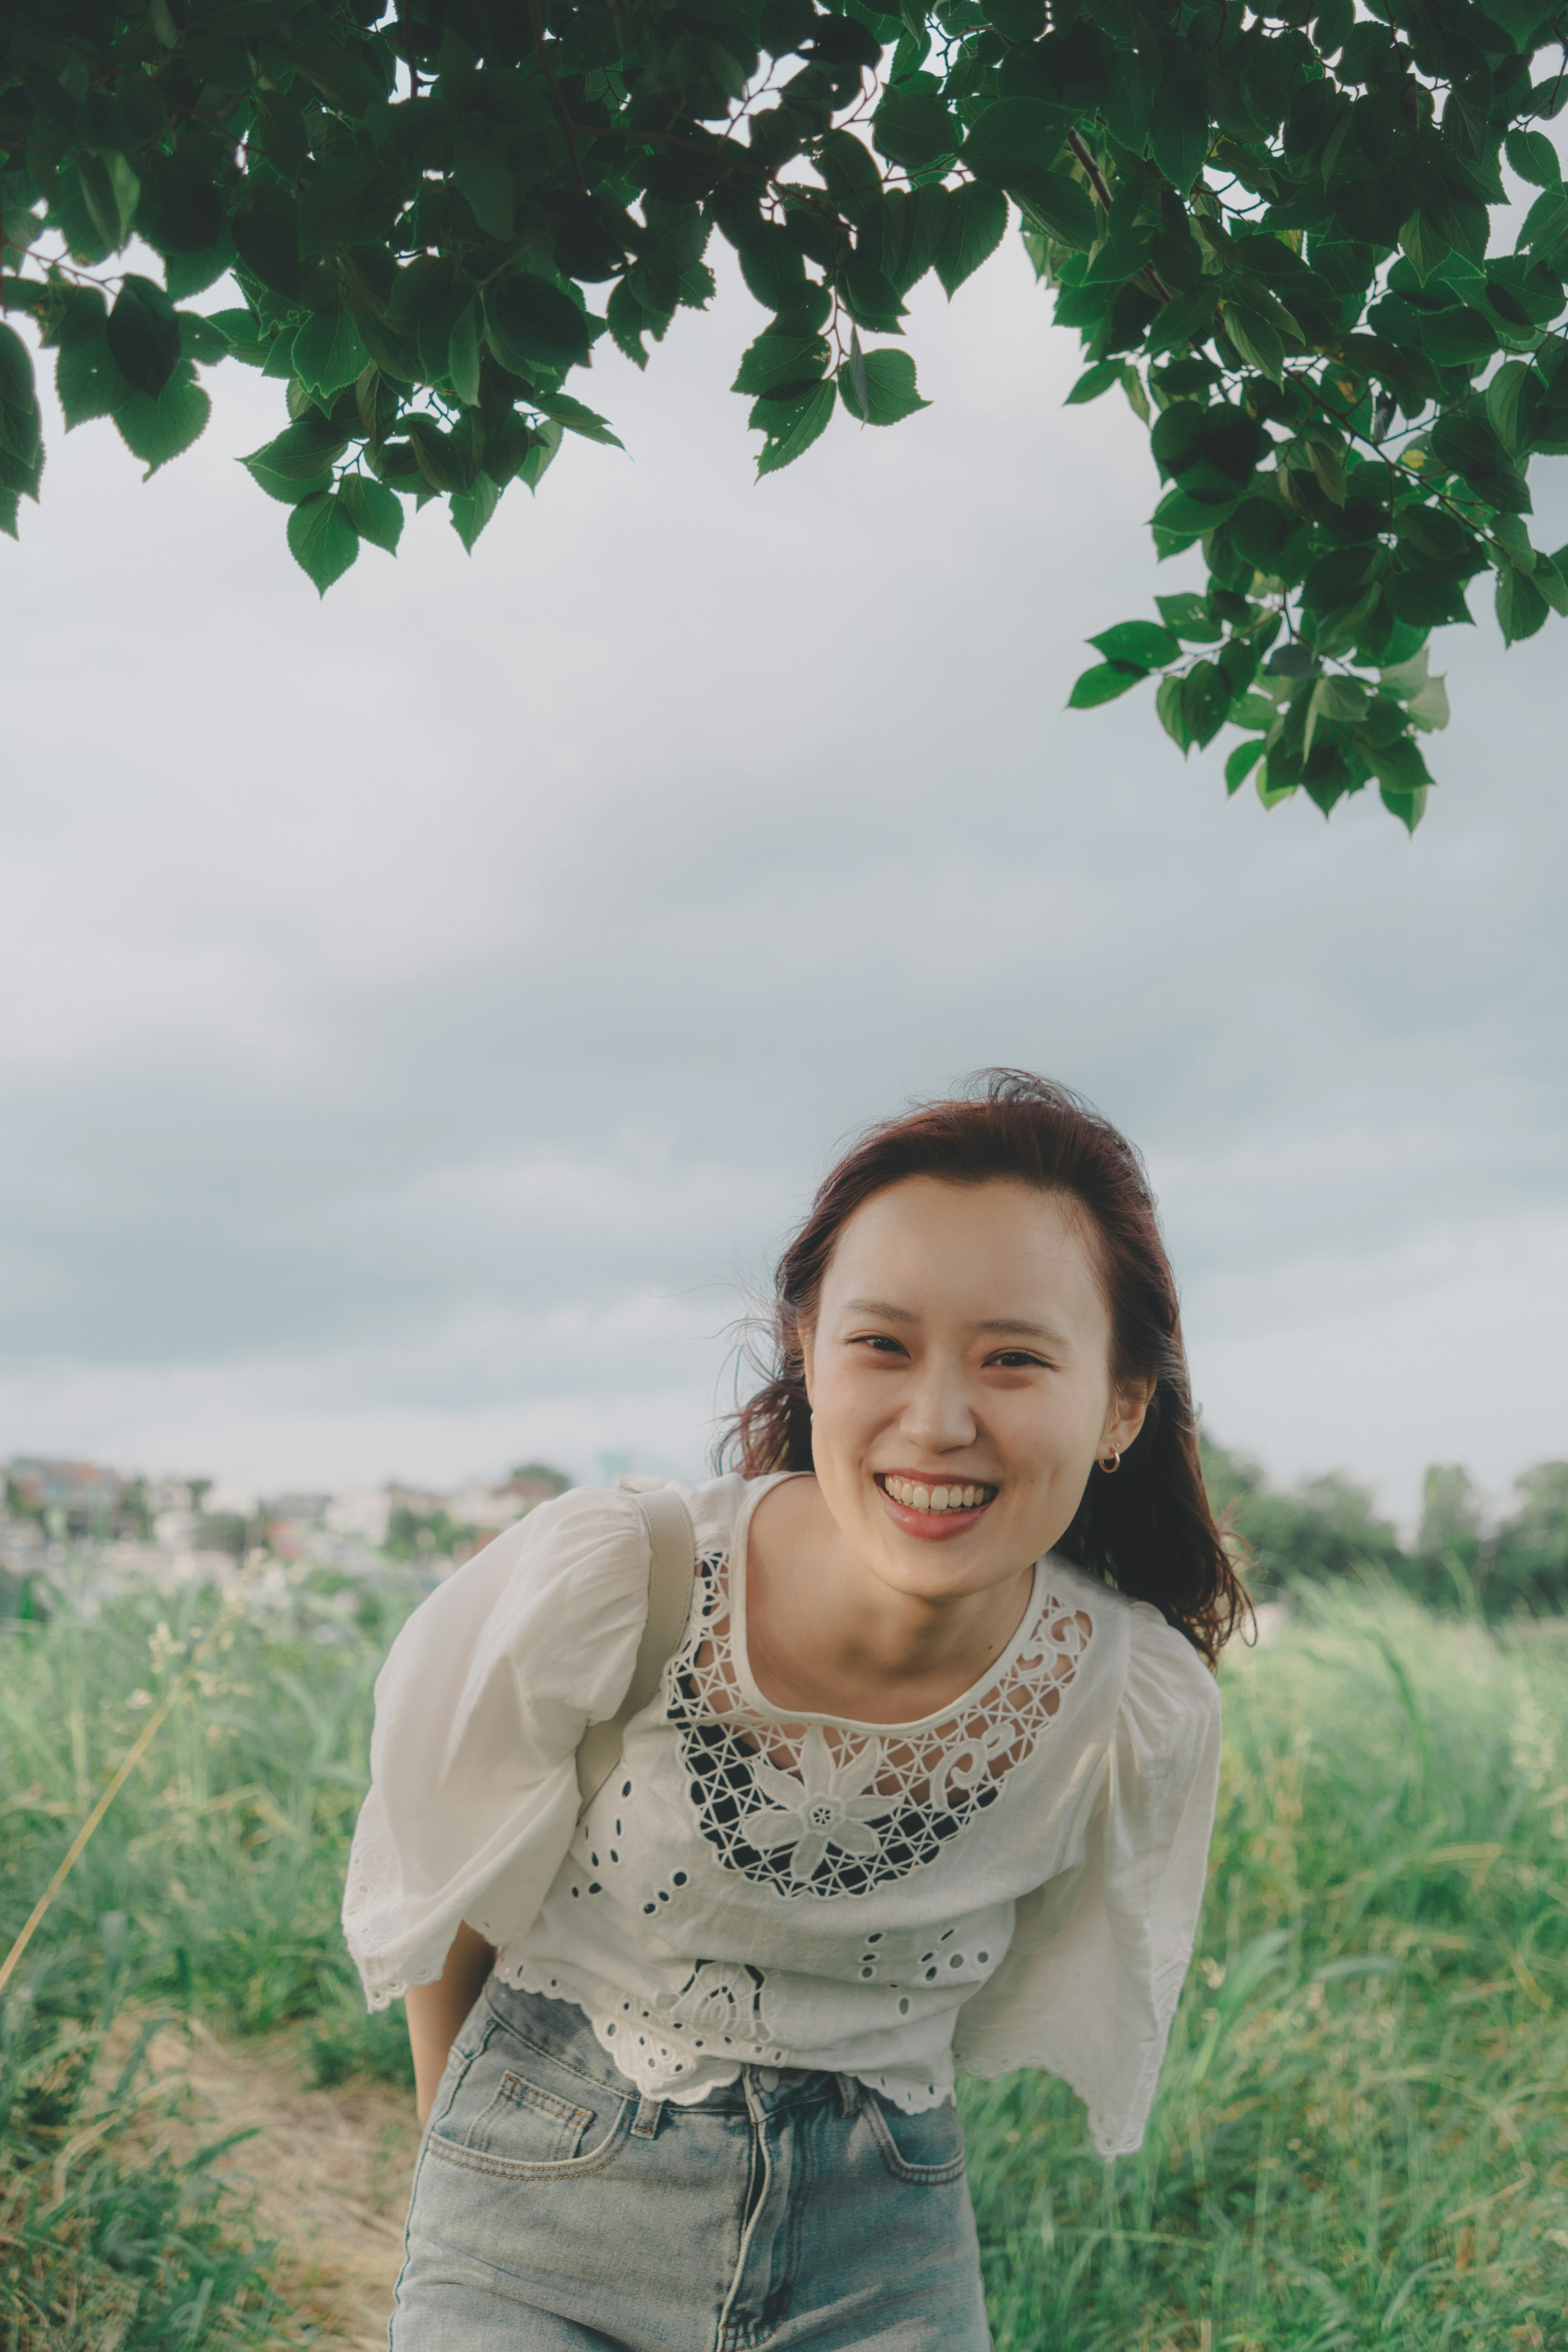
[0,237,1564,1511]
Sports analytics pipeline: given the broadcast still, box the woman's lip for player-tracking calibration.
[873,1474,996,1540]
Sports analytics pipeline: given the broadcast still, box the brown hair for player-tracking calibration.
[717,1070,1246,1667]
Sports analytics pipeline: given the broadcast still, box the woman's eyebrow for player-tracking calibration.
[841,1300,1069,1345]
[975,1317,1069,1343]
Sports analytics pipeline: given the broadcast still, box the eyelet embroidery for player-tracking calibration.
[667,1549,1094,1899]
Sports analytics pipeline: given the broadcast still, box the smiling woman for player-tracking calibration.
[343,1072,1241,2351]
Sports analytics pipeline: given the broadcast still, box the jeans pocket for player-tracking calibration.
[864,2091,969,2186]
[429,2031,632,2180]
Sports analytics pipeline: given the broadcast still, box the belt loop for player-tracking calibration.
[835,2072,862,2117]
[630,2092,664,2140]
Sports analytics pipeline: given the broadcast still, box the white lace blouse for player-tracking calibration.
[342,1472,1222,2158]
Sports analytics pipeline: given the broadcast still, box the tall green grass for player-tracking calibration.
[0,1578,413,2350]
[4,1569,1568,2347]
[964,1580,1568,2349]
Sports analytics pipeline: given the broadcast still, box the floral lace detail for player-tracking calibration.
[667,1550,1093,1900]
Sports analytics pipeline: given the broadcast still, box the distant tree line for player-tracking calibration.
[1203,1436,1568,1619]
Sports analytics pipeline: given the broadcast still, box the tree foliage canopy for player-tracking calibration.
[3,0,1568,829]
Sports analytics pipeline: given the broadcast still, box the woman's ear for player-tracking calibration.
[1105,1379,1156,1456]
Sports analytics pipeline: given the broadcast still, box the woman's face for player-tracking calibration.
[800,1176,1151,1602]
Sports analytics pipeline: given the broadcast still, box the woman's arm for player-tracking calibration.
[405,1920,497,2127]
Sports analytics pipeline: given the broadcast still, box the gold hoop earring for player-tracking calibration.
[1097,1446,1121,1475]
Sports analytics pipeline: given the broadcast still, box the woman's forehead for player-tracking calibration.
[820,1178,1105,1318]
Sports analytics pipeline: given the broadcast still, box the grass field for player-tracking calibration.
[3,1565,1568,2349]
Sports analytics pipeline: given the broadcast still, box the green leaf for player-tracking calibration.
[297,158,394,256]
[242,416,347,504]
[1156,671,1194,751]
[114,362,210,477]
[1180,661,1232,746]
[337,473,403,554]
[733,333,831,396]
[1224,738,1267,794]
[1223,302,1285,381]
[77,149,141,250]
[404,415,473,493]
[519,421,563,493]
[1506,129,1561,189]
[1379,783,1427,831]
[1017,171,1098,252]
[934,184,1008,299]
[1485,361,1539,455]
[1496,561,1550,644]
[882,185,950,296]
[1256,760,1297,809]
[1302,673,1370,756]
[0,325,41,489]
[1156,591,1223,643]
[839,248,906,333]
[485,274,595,373]
[1360,734,1432,803]
[451,472,502,551]
[873,87,959,171]
[292,305,372,399]
[57,327,132,429]
[164,240,237,302]
[1149,55,1211,193]
[1417,306,1499,368]
[1398,212,1450,285]
[535,393,626,448]
[1152,484,1241,538]
[287,490,359,595]
[1532,552,1568,617]
[449,301,482,408]
[739,229,808,312]
[1067,660,1146,708]
[454,142,517,242]
[1088,620,1181,669]
[837,347,929,425]
[1146,283,1220,357]
[106,276,181,398]
[1064,360,1124,406]
[606,280,652,369]
[177,310,235,366]
[962,97,1074,193]
[1430,411,1531,514]
[756,380,837,475]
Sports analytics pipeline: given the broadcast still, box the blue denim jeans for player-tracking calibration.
[390,1981,993,2351]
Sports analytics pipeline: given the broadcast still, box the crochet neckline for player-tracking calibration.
[729,1471,1052,1738]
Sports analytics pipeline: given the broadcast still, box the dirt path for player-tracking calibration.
[109,2011,420,2349]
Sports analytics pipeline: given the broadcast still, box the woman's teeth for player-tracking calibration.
[882,1478,996,1514]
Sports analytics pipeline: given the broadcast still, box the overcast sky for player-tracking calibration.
[2,229,1564,1533]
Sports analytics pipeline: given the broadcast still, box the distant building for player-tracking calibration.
[325,1489,394,1547]
[8,1458,122,1533]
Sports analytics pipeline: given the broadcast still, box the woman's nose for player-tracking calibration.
[900,1360,978,1452]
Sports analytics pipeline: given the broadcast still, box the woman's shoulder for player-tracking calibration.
[616,1469,781,1557]
[1038,1554,1220,1738]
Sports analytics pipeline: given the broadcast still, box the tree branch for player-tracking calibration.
[1067,126,1173,303]
[529,0,590,198]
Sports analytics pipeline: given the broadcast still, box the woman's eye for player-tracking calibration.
[989,1351,1046,1370]
[853,1334,906,1355]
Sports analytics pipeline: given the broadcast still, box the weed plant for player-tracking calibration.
[4,1570,1568,2347]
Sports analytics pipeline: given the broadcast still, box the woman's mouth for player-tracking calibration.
[874,1473,998,1533]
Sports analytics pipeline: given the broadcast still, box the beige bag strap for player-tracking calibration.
[575,1487,696,1819]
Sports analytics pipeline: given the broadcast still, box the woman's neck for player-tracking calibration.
[741,1475,1036,1725]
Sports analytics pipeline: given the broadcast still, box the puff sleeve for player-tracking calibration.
[341,1486,653,2010]
[952,1604,1222,2159]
